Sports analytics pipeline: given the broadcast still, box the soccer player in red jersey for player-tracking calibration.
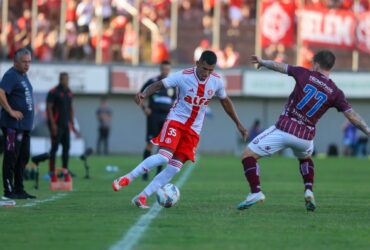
[112,50,248,208]
[238,50,370,211]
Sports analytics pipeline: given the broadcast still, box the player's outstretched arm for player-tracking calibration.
[134,80,164,106]
[344,109,370,137]
[251,55,288,74]
[219,97,248,141]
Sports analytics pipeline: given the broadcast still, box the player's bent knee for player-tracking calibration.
[242,147,260,160]
[158,148,173,163]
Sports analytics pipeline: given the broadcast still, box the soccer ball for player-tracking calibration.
[156,183,180,208]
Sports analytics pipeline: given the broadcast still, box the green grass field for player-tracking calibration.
[1,155,370,250]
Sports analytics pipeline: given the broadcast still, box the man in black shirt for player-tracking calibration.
[0,48,36,199]
[46,72,77,183]
[140,61,175,181]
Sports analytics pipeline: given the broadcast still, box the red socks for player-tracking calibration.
[242,157,261,193]
[299,158,314,191]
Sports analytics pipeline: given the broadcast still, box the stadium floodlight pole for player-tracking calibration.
[254,0,262,58]
[132,0,140,65]
[296,0,304,65]
[352,0,360,72]
[211,0,221,50]
[59,0,67,45]
[31,0,38,51]
[141,17,160,60]
[0,0,9,59]
[95,1,104,64]
[170,0,178,52]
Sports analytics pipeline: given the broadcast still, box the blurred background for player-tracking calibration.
[0,0,369,156]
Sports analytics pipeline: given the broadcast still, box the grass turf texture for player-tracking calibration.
[1,155,370,250]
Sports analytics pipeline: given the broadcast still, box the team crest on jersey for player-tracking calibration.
[165,138,172,144]
[188,88,195,93]
[207,90,214,96]
[265,146,271,151]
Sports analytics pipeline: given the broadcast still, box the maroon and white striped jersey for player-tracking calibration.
[275,65,351,140]
[162,67,227,135]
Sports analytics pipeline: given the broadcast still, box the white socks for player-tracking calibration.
[141,159,183,197]
[128,149,172,181]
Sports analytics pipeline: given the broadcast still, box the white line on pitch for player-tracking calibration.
[21,193,69,207]
[109,161,197,250]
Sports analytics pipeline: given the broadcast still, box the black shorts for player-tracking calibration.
[146,114,167,143]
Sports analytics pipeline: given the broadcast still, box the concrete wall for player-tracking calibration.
[74,95,370,155]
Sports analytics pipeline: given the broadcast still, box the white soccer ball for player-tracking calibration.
[156,183,180,208]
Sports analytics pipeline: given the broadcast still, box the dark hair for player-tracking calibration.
[14,48,31,62]
[313,50,336,70]
[160,60,171,66]
[199,50,217,65]
[59,72,68,81]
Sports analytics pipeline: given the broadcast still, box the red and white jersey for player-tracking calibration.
[162,67,227,134]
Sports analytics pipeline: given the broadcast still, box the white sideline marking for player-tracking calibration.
[109,161,196,250]
[21,193,68,207]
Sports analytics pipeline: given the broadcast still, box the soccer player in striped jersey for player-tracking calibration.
[112,50,248,208]
[238,50,370,211]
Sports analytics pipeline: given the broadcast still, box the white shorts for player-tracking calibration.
[248,126,314,158]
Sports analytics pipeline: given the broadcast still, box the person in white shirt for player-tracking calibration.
[112,50,248,208]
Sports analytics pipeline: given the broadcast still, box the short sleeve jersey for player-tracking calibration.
[162,67,227,135]
[46,84,73,127]
[275,65,351,140]
[0,67,34,131]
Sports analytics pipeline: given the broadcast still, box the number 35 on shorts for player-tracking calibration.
[168,128,177,137]
[164,127,177,144]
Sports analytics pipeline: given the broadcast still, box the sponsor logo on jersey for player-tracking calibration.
[184,96,210,106]
[207,90,214,96]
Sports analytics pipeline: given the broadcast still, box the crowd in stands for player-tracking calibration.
[0,0,368,66]
[262,0,370,67]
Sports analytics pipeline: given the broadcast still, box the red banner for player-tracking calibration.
[300,8,357,49]
[260,1,295,48]
[357,11,370,54]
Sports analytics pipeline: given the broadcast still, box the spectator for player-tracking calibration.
[63,21,79,60]
[356,136,368,157]
[202,0,215,35]
[110,15,128,61]
[94,0,113,24]
[218,43,239,68]
[248,119,262,142]
[228,0,243,36]
[274,43,287,63]
[66,0,78,23]
[194,39,210,62]
[152,38,169,64]
[121,22,137,63]
[342,121,357,156]
[76,0,94,34]
[96,97,113,155]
